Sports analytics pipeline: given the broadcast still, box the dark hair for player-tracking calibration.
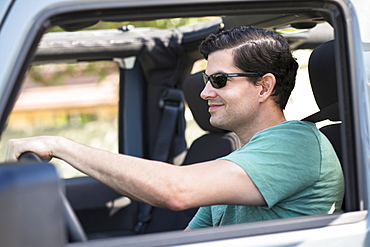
[199,26,298,110]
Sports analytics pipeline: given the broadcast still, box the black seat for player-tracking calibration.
[305,40,342,163]
[305,40,349,211]
[143,71,240,233]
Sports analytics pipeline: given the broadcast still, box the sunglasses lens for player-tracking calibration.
[210,74,227,88]
[202,73,227,88]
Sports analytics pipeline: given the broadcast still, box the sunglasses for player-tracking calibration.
[202,72,262,89]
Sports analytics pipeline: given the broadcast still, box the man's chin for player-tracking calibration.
[210,120,230,131]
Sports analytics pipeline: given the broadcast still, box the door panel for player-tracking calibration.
[65,177,138,239]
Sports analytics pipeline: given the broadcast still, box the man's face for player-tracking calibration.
[200,49,262,132]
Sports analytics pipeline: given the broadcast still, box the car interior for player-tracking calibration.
[0,1,364,245]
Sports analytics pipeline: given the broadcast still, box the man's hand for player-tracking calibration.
[6,136,59,162]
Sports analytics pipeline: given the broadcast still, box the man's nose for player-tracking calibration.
[200,81,216,100]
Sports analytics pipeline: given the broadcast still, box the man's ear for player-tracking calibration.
[258,73,276,102]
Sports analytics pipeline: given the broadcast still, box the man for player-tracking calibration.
[6,27,344,229]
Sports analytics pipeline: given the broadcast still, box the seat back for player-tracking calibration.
[305,40,342,163]
[306,40,348,211]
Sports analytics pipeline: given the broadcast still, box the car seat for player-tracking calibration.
[143,71,240,233]
[304,40,351,211]
[304,40,342,162]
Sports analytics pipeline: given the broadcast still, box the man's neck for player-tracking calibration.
[235,110,286,147]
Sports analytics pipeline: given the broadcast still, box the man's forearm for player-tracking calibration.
[54,137,183,208]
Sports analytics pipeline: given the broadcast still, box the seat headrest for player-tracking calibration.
[305,40,340,122]
[183,71,226,133]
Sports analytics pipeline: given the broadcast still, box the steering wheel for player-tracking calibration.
[19,152,87,242]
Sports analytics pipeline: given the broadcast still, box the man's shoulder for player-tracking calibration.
[252,120,319,142]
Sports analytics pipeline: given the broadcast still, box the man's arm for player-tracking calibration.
[6,136,266,210]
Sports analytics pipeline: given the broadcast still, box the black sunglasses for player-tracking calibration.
[202,72,262,89]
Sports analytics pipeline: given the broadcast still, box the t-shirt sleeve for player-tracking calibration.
[220,123,321,208]
[188,206,213,229]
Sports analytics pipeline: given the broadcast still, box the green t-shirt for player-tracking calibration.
[188,120,344,229]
